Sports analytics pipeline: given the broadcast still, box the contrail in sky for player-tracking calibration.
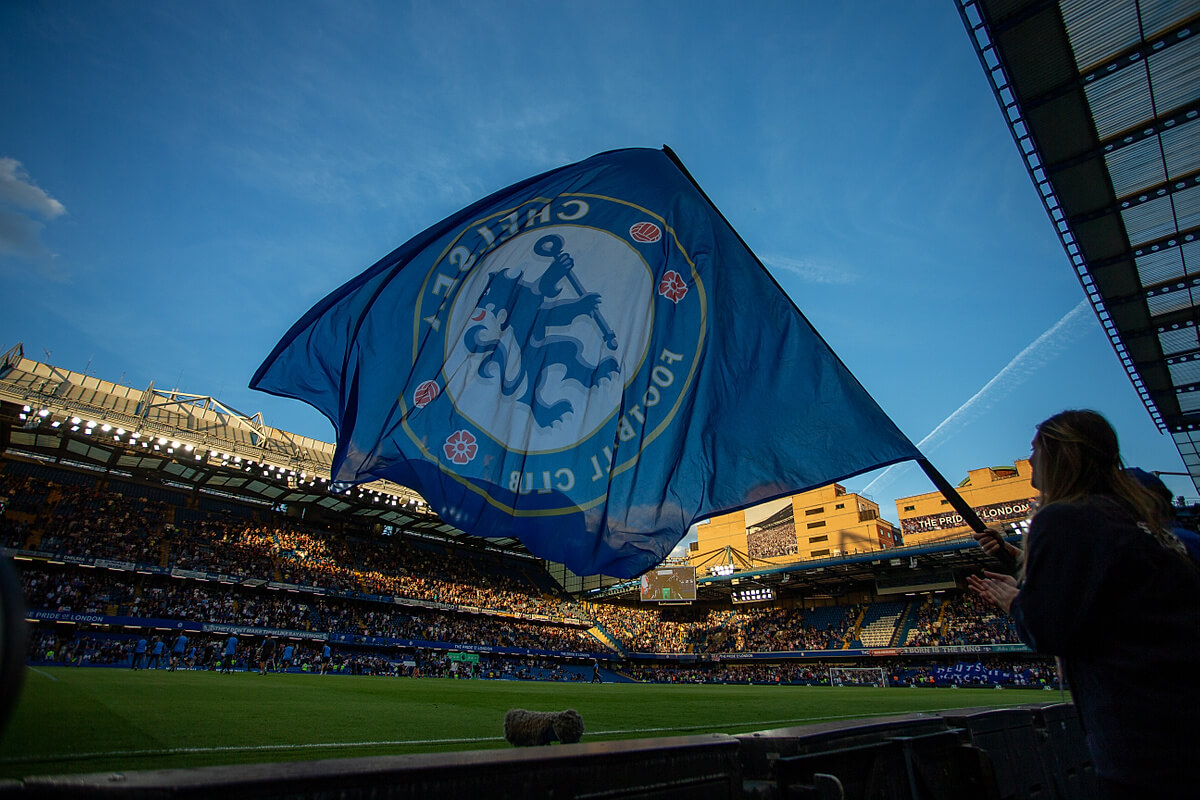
[860,299,1093,496]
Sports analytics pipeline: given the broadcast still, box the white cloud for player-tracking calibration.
[0,158,66,219]
[668,523,701,559]
[761,253,859,284]
[0,159,67,278]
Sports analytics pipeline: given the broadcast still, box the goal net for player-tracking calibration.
[829,666,888,687]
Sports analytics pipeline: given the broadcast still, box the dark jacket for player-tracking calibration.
[1010,498,1200,789]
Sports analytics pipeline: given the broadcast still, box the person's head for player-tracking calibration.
[1032,410,1182,542]
[1030,409,1123,501]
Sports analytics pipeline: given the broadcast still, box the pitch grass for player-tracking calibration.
[0,668,1062,779]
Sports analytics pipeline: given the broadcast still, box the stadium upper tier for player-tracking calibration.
[0,344,540,559]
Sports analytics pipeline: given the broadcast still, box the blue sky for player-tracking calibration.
[1,1,1191,557]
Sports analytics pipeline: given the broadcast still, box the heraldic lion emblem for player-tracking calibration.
[464,234,620,428]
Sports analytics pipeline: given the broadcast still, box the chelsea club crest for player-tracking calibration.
[403,193,707,515]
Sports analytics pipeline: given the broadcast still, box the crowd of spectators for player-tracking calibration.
[586,602,729,653]
[27,629,128,666]
[3,474,168,566]
[20,563,599,654]
[625,656,1058,687]
[586,603,864,654]
[6,469,585,620]
[170,521,276,579]
[715,607,860,653]
[904,594,1020,646]
[11,464,1040,687]
[747,518,798,559]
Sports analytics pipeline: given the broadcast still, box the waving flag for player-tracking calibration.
[251,147,920,577]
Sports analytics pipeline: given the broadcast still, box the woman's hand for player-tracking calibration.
[972,527,1020,559]
[967,570,1019,614]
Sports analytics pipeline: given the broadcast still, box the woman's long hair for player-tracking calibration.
[1034,409,1187,557]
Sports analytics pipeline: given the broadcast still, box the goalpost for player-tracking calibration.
[829,666,888,687]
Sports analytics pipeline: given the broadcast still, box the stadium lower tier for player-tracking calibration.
[22,624,1059,688]
[17,559,1057,688]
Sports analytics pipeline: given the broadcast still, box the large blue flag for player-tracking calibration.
[251,147,920,577]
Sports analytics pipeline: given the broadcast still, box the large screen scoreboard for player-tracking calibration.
[639,565,697,602]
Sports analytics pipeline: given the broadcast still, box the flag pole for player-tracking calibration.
[916,457,1020,571]
[915,457,986,533]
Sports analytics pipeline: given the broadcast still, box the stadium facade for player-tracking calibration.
[693,483,901,569]
[894,460,1036,547]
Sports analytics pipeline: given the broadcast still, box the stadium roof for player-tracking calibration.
[0,344,533,558]
[958,0,1200,492]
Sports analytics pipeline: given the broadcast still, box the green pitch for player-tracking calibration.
[0,668,1062,779]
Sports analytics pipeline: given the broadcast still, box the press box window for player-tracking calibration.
[806,521,826,530]
[809,535,828,544]
[805,507,824,516]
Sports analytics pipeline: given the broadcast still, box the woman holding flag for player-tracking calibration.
[969,410,1200,798]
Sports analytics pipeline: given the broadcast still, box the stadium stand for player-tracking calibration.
[5,458,1064,692]
[852,600,906,648]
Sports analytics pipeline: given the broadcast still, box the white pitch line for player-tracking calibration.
[0,700,1042,765]
[26,667,57,682]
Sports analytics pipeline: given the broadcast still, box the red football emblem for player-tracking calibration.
[630,222,662,243]
[413,380,440,408]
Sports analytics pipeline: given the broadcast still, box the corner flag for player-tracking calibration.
[251,147,920,577]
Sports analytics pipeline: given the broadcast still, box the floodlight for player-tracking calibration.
[171,441,180,448]
[22,405,30,413]
[157,437,167,445]
[70,425,79,432]
[17,413,25,421]
[71,417,81,424]
[50,421,61,428]
[101,424,111,432]
[184,444,193,451]
[116,427,124,434]
[131,432,140,439]
[38,409,48,417]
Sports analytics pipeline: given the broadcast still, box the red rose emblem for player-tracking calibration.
[443,430,478,465]
[413,380,440,408]
[658,270,688,303]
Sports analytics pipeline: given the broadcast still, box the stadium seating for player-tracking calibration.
[6,459,1056,686]
[852,600,906,647]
